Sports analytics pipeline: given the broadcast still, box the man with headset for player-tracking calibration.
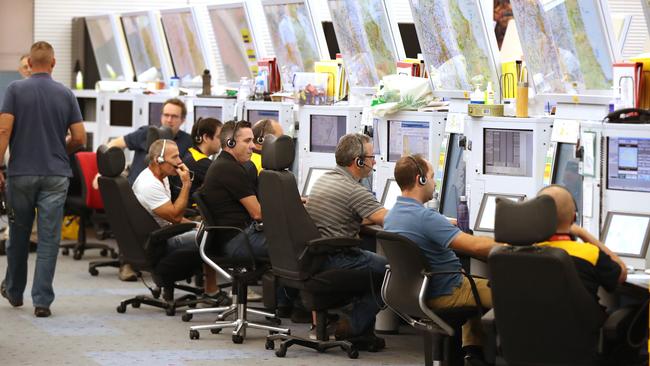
[250,119,284,174]
[384,154,501,365]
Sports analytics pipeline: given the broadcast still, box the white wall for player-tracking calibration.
[0,0,34,71]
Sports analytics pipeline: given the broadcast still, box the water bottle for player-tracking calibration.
[457,196,470,233]
[201,69,211,96]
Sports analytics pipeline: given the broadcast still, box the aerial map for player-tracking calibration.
[121,13,162,81]
[86,16,126,81]
[209,5,258,83]
[160,10,207,81]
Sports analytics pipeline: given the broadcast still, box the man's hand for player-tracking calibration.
[176,163,191,186]
[92,173,100,190]
[0,172,5,191]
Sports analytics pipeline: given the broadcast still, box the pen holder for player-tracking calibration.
[516,82,528,118]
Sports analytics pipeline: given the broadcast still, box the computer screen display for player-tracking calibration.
[372,118,381,155]
[440,134,465,218]
[322,21,340,60]
[552,143,582,223]
[302,167,332,196]
[109,100,133,127]
[160,10,207,80]
[607,137,650,193]
[247,109,280,123]
[398,23,421,59]
[483,129,534,177]
[194,106,223,123]
[148,102,164,126]
[387,120,429,162]
[310,114,347,153]
[86,16,127,81]
[380,179,401,210]
[121,13,162,81]
[474,193,526,232]
[602,212,650,257]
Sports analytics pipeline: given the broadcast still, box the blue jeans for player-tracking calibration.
[4,176,69,308]
[167,228,198,253]
[223,223,268,258]
[319,250,388,337]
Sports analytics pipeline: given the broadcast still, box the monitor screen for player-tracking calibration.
[387,120,430,162]
[109,100,133,127]
[474,193,526,232]
[247,109,279,123]
[160,10,207,80]
[86,16,127,81]
[121,13,163,81]
[380,179,401,210]
[483,129,534,177]
[372,118,380,155]
[194,106,223,123]
[322,21,340,60]
[602,212,650,258]
[398,23,421,59]
[552,143,582,223]
[85,132,94,152]
[440,134,465,218]
[310,114,347,153]
[302,167,332,196]
[607,137,650,193]
[148,102,164,126]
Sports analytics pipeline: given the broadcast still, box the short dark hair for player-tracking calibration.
[219,120,252,148]
[30,41,54,67]
[335,133,371,167]
[192,118,222,145]
[163,98,187,120]
[394,154,430,191]
[252,119,277,142]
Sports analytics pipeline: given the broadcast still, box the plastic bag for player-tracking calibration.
[61,215,79,240]
[370,75,434,116]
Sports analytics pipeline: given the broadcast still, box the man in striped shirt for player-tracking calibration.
[305,133,387,346]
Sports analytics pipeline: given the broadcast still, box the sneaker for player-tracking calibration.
[118,264,137,282]
[34,307,51,317]
[1,279,23,307]
[290,306,312,324]
[247,288,262,302]
[308,318,340,340]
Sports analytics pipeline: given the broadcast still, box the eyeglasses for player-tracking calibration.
[361,155,376,161]
[162,113,182,120]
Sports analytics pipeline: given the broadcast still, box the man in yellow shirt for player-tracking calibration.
[250,119,284,173]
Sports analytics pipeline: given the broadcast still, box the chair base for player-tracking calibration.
[88,259,120,276]
[265,333,359,359]
[116,283,207,316]
[61,241,118,260]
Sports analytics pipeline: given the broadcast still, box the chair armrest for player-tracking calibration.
[481,309,498,363]
[150,222,196,243]
[299,237,362,261]
[422,269,486,317]
[199,224,257,270]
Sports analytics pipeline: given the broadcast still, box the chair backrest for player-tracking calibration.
[96,145,160,271]
[75,151,103,209]
[494,195,557,246]
[258,135,322,280]
[146,126,174,152]
[489,195,603,365]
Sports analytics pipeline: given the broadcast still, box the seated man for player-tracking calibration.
[251,119,284,173]
[536,185,627,307]
[383,154,500,365]
[305,133,388,343]
[132,139,222,302]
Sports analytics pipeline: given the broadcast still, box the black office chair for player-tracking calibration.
[484,195,643,366]
[96,145,206,316]
[259,135,383,359]
[377,231,483,366]
[186,190,287,343]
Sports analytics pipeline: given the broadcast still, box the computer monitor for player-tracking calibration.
[109,100,133,127]
[322,21,340,60]
[159,9,207,80]
[194,106,223,123]
[148,102,164,126]
[387,120,429,162]
[302,167,331,196]
[372,118,380,155]
[380,179,401,210]
[602,211,650,258]
[440,134,464,218]
[474,193,526,232]
[483,128,534,177]
[309,114,347,153]
[121,12,163,81]
[398,23,421,59]
[607,137,650,193]
[247,109,279,123]
[551,143,582,224]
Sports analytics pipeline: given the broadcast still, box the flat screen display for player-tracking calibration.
[160,10,207,81]
[148,102,164,126]
[247,109,280,123]
[109,100,133,127]
[380,179,401,210]
[552,142,582,222]
[474,193,526,232]
[86,16,127,81]
[483,129,534,177]
[372,118,381,155]
[194,106,223,123]
[398,22,421,59]
[602,211,650,258]
[607,137,650,193]
[440,133,465,218]
[121,13,162,81]
[302,167,332,196]
[310,114,347,153]
[387,120,429,162]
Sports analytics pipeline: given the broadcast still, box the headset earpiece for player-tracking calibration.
[157,139,167,164]
[407,155,427,185]
[256,135,265,145]
[355,135,366,168]
[226,121,240,149]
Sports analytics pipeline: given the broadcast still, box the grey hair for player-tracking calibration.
[335,133,371,167]
[147,139,176,164]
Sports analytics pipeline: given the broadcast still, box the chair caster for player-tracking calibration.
[89,267,99,276]
[182,313,193,322]
[110,251,118,259]
[116,303,126,313]
[165,307,176,316]
[211,328,222,334]
[131,300,140,308]
[62,248,69,256]
[188,303,197,308]
[151,288,161,299]
[73,249,83,260]
[232,334,244,344]
[265,339,274,350]
[266,316,281,325]
[346,347,359,359]
[189,330,200,340]
[100,249,108,257]
[275,343,287,357]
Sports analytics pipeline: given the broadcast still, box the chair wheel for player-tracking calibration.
[62,248,69,255]
[131,301,140,308]
[165,307,175,316]
[116,304,126,313]
[265,339,274,350]
[100,249,108,257]
[266,316,281,325]
[275,343,287,357]
[232,334,244,344]
[189,330,200,340]
[188,303,197,308]
[73,250,83,260]
[110,250,118,259]
[182,313,193,322]
[89,268,99,276]
[211,328,222,334]
[347,347,359,359]
[151,288,161,299]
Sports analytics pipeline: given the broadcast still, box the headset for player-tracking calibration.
[157,139,167,164]
[226,121,242,149]
[407,155,427,185]
[194,117,204,144]
[254,119,271,145]
[355,135,367,168]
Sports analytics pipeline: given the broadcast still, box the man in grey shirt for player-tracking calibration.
[0,41,86,317]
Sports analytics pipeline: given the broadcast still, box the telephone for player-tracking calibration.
[604,108,650,124]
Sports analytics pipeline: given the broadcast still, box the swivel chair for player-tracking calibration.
[258,135,383,359]
[484,195,644,365]
[377,231,484,366]
[96,145,206,316]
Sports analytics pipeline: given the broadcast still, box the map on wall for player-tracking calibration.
[160,10,207,81]
[262,1,320,74]
[511,0,613,94]
[121,13,162,81]
[409,0,499,93]
[86,16,126,81]
[209,4,258,84]
[328,0,397,88]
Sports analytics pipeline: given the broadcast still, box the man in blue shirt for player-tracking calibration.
[0,41,86,317]
[384,154,499,365]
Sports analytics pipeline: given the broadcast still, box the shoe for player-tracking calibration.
[202,291,232,307]
[463,346,489,366]
[1,279,23,307]
[308,314,340,340]
[276,305,292,318]
[290,306,312,324]
[28,241,37,253]
[34,307,51,317]
[118,264,137,282]
[247,288,262,302]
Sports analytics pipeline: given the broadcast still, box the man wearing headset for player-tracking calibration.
[384,155,500,366]
[250,119,284,174]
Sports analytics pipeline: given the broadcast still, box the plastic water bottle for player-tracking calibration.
[457,196,470,233]
[201,69,211,96]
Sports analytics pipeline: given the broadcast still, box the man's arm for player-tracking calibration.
[152,164,191,224]
[0,113,14,189]
[363,208,388,226]
[571,224,627,283]
[106,136,127,149]
[449,232,502,259]
[240,195,262,221]
[66,121,86,154]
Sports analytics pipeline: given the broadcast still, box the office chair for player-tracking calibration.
[61,151,118,261]
[186,191,287,343]
[96,145,206,316]
[484,195,643,366]
[258,135,382,359]
[377,231,484,366]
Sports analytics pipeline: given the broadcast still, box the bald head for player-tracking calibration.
[538,185,576,231]
[29,41,55,71]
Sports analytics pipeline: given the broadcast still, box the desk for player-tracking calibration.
[625,272,650,291]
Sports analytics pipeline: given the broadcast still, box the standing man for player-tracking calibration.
[18,54,31,79]
[0,41,86,317]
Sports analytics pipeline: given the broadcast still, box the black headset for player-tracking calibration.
[226,121,242,149]
[407,155,427,185]
[194,117,204,144]
[254,119,271,145]
[156,139,168,164]
[355,135,366,168]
